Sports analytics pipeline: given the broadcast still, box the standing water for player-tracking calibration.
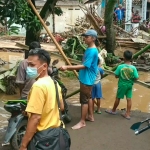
[63,71,150,113]
[0,51,150,130]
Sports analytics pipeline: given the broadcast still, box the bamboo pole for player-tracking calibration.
[66,89,80,99]
[27,0,78,78]
[112,44,150,71]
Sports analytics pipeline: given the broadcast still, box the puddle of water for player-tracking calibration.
[62,71,150,113]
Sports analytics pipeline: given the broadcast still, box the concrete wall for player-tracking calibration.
[41,5,85,33]
[8,5,85,35]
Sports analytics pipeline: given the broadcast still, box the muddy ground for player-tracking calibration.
[0,105,150,150]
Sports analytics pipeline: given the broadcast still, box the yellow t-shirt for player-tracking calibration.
[26,76,63,131]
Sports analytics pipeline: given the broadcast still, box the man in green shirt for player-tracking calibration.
[105,50,139,119]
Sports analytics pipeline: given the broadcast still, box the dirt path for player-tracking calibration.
[0,105,150,150]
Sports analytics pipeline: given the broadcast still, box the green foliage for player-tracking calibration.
[7,26,20,35]
[0,25,20,36]
[105,53,121,66]
[62,36,87,61]
[60,71,76,78]
[0,0,42,32]
[54,7,63,16]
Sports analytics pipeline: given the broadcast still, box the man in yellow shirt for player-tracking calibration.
[20,48,64,150]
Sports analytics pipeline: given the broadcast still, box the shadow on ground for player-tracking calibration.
[0,105,150,150]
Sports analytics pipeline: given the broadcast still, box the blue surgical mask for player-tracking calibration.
[26,65,43,79]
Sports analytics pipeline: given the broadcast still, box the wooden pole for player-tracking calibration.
[27,0,78,78]
[112,44,150,71]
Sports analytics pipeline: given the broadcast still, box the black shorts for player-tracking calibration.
[80,82,92,104]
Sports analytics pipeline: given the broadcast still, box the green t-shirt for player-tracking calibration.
[115,64,139,85]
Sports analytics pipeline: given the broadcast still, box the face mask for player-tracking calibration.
[26,65,43,79]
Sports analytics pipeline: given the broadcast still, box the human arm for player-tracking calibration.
[18,84,25,96]
[16,61,26,97]
[60,49,97,71]
[20,113,41,150]
[60,65,85,71]
[114,9,117,16]
[99,68,104,77]
[114,65,121,78]
[48,66,53,75]
[133,67,139,81]
[57,83,64,111]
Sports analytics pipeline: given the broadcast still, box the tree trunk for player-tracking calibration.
[25,0,38,58]
[104,0,117,53]
[25,0,58,59]
[52,11,55,33]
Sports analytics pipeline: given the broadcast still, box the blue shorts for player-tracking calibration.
[92,82,102,99]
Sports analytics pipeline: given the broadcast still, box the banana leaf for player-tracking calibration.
[0,80,6,92]
[0,71,11,80]
[8,60,21,78]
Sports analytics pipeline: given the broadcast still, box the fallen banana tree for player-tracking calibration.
[62,36,87,61]
[0,60,21,95]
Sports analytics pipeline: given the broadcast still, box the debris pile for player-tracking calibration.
[62,36,86,61]
[0,61,21,95]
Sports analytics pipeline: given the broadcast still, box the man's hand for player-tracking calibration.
[22,111,27,116]
[59,66,68,71]
[19,145,27,150]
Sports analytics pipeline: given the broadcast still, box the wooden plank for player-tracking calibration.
[15,42,28,50]
[131,38,147,44]
[16,42,59,52]
[0,41,24,49]
[50,52,81,65]
[15,42,81,65]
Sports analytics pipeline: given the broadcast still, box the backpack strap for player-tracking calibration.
[52,78,63,123]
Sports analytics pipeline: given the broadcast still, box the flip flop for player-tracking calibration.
[94,110,101,114]
[121,113,131,120]
[105,109,117,115]
[94,110,97,113]
[97,111,102,114]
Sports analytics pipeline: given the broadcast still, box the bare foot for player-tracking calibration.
[71,122,86,130]
[121,113,131,120]
[86,116,94,122]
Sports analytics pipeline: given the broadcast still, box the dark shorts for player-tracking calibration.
[80,82,92,104]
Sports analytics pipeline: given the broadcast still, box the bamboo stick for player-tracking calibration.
[112,44,150,71]
[27,0,78,78]
[66,89,80,99]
